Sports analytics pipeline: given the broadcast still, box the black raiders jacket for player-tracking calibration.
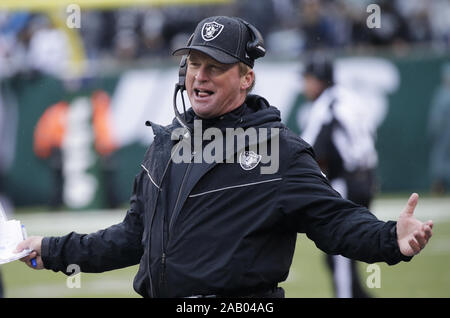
[41,95,411,297]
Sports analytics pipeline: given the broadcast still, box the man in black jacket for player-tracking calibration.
[16,16,433,298]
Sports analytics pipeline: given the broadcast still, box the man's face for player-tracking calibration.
[303,74,326,101]
[185,51,253,119]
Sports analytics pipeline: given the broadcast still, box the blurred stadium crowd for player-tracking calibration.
[0,0,449,78]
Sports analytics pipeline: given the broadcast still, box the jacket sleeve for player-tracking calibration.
[41,173,145,274]
[280,146,412,265]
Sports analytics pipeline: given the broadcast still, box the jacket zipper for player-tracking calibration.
[168,162,193,235]
[160,252,166,293]
[160,145,193,295]
[145,142,178,298]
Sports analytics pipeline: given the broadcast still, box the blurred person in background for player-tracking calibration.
[394,0,432,45]
[300,55,378,298]
[231,0,276,37]
[298,0,337,50]
[428,63,450,195]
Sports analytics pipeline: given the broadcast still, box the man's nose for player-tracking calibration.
[194,66,208,82]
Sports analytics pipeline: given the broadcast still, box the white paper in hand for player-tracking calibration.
[0,203,31,265]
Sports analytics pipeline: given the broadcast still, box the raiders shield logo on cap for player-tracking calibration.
[201,22,224,42]
[239,151,262,171]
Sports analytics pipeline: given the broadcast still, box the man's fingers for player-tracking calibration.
[15,237,34,253]
[25,259,35,268]
[14,240,27,253]
[408,237,421,254]
[414,230,428,248]
[423,224,433,239]
[22,254,38,268]
[403,193,419,217]
[19,251,36,263]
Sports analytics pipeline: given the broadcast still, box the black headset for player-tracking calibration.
[173,19,265,133]
[173,34,193,133]
[237,18,266,60]
[176,33,194,91]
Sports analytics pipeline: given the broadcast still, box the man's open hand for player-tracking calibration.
[397,193,433,257]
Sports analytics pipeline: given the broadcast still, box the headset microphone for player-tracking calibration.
[173,34,193,134]
[173,81,191,135]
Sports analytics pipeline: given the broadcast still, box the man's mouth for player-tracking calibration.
[194,89,214,98]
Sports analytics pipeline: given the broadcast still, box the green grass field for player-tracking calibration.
[1,196,449,298]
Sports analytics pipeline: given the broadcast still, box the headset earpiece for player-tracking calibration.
[178,55,188,90]
[238,19,266,60]
[178,34,194,90]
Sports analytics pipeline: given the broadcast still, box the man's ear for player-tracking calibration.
[241,69,255,91]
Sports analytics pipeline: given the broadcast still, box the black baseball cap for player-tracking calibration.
[172,16,263,68]
[303,55,334,86]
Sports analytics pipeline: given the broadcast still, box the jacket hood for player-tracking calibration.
[240,95,282,128]
[172,94,282,131]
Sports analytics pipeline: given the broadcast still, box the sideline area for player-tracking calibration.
[2,196,449,298]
